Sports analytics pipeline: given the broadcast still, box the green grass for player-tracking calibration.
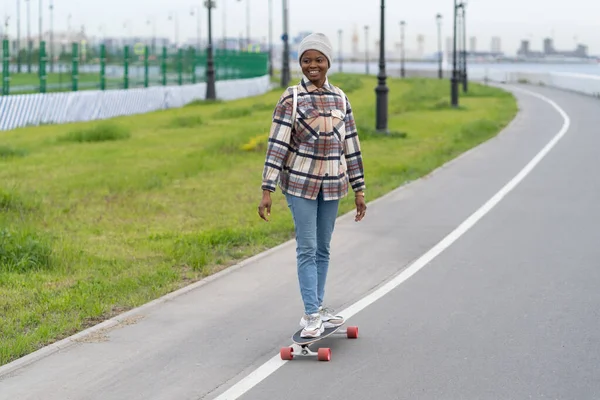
[0,75,517,365]
[58,123,131,143]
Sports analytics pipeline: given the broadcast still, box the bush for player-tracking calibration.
[213,107,253,120]
[0,145,27,159]
[60,123,131,143]
[171,115,204,128]
[171,227,268,272]
[0,189,34,213]
[0,228,53,273]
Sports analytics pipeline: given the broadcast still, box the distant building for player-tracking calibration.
[469,36,477,52]
[543,38,555,54]
[416,34,425,57]
[518,37,589,58]
[518,40,531,55]
[491,36,501,53]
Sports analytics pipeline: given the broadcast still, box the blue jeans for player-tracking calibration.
[285,190,340,315]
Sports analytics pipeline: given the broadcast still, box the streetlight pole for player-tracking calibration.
[400,20,405,78]
[236,0,250,50]
[364,25,369,75]
[38,0,42,45]
[460,3,468,92]
[280,0,290,87]
[49,0,53,72]
[190,8,201,51]
[375,0,388,133]
[268,0,273,76]
[147,17,156,54]
[246,0,250,49]
[338,29,343,73]
[168,12,178,49]
[222,0,226,49]
[450,0,459,107]
[26,0,31,73]
[436,13,442,79]
[16,0,21,73]
[205,0,216,99]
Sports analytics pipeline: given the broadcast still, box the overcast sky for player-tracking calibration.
[2,0,599,55]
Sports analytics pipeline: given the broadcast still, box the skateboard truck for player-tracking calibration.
[280,326,358,362]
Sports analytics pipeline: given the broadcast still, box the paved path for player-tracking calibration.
[1,84,599,400]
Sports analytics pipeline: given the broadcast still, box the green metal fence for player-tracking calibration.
[1,39,269,95]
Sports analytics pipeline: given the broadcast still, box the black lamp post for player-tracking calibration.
[280,0,290,87]
[400,20,405,78]
[450,0,459,107]
[26,0,31,73]
[16,0,21,73]
[460,2,468,92]
[375,0,388,133]
[268,0,273,76]
[49,0,53,72]
[205,0,216,100]
[364,25,369,75]
[436,13,442,79]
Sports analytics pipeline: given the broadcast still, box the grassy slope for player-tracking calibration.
[0,75,517,364]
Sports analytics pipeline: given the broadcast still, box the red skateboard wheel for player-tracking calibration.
[317,348,331,361]
[280,347,294,360]
[346,326,359,339]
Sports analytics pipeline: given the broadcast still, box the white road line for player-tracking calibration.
[213,86,571,400]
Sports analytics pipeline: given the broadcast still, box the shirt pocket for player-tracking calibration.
[330,109,346,143]
[294,107,320,144]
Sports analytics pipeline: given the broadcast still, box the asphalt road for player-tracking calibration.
[1,84,598,400]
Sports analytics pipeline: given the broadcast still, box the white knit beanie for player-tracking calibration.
[298,33,333,66]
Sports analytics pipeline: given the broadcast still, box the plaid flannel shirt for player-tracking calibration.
[261,77,366,201]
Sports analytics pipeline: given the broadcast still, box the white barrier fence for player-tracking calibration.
[382,67,600,99]
[0,75,271,131]
[478,69,600,98]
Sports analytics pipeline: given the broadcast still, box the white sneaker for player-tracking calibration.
[319,306,345,328]
[299,313,324,338]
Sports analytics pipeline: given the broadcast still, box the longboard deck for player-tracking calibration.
[292,325,343,346]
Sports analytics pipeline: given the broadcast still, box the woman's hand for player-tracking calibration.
[258,191,273,222]
[355,192,367,222]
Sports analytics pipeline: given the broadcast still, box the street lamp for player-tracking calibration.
[221,0,226,49]
[2,16,8,39]
[280,0,290,87]
[49,0,53,72]
[147,17,156,54]
[450,0,459,107]
[399,20,405,78]
[436,13,442,79]
[205,0,216,99]
[168,12,179,48]
[338,29,343,73]
[375,0,388,133]
[17,0,21,73]
[364,25,369,75]
[38,0,42,45]
[190,7,201,51]
[460,2,468,92]
[268,0,273,76]
[237,0,250,50]
[25,0,31,73]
